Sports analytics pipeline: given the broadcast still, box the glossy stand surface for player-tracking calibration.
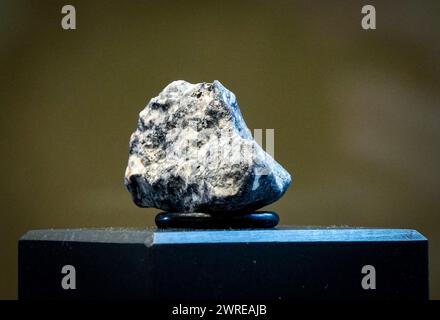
[155,211,279,229]
[19,227,429,300]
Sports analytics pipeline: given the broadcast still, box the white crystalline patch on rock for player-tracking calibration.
[125,80,292,213]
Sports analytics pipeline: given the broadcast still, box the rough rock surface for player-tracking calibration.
[125,80,292,213]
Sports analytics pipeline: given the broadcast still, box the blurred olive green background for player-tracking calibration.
[1,0,439,299]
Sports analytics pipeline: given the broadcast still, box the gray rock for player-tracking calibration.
[124,80,292,213]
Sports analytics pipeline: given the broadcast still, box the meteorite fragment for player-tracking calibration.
[125,80,291,214]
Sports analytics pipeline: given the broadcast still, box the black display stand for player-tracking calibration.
[19,228,429,300]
